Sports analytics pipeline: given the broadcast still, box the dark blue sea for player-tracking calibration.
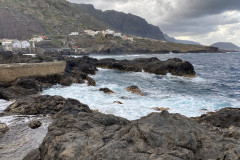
[43,52,240,119]
[0,52,239,160]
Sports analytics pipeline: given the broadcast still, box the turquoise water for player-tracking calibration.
[43,52,240,120]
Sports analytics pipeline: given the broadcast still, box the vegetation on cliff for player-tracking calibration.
[0,0,164,40]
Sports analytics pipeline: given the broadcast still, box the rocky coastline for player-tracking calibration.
[0,51,196,100]
[0,51,239,159]
[2,95,239,160]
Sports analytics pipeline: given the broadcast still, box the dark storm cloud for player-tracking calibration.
[171,0,240,18]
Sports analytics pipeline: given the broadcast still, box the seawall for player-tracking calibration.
[0,61,66,82]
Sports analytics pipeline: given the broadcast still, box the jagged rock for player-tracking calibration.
[0,123,8,138]
[65,56,98,75]
[4,95,92,115]
[0,77,42,100]
[22,149,40,160]
[194,107,240,141]
[86,77,96,86]
[0,81,11,88]
[97,57,196,77]
[24,108,240,160]
[0,73,80,100]
[126,86,144,96]
[142,58,196,77]
[199,108,208,111]
[69,70,86,84]
[0,54,100,100]
[28,120,42,129]
[196,107,240,128]
[99,88,115,94]
[0,70,92,100]
[1,52,196,78]
[33,73,78,87]
[151,107,170,111]
[120,96,129,99]
[13,78,42,90]
[113,101,123,104]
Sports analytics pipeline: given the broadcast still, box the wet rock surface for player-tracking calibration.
[126,85,144,96]
[2,52,239,159]
[86,77,96,86]
[0,52,196,77]
[28,120,42,129]
[0,52,196,101]
[0,117,51,160]
[113,101,123,104]
[24,104,240,160]
[196,107,240,128]
[0,72,91,100]
[151,107,170,111]
[0,77,42,100]
[194,107,240,141]
[97,57,196,77]
[4,95,92,116]
[0,53,99,100]
[0,123,8,138]
[65,56,98,75]
[99,88,115,94]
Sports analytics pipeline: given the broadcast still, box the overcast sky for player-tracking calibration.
[68,0,240,46]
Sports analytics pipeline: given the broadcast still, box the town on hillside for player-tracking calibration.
[0,29,165,54]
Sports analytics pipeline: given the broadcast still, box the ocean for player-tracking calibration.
[0,52,239,160]
[43,52,240,120]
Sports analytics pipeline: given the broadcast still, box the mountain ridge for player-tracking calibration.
[0,0,165,40]
[77,4,165,40]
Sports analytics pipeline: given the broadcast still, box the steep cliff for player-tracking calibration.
[77,4,165,40]
[0,7,47,40]
[0,0,165,40]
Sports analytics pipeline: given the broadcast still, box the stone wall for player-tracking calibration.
[0,61,66,82]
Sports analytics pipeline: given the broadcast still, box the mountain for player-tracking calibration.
[0,7,47,40]
[77,4,165,40]
[164,34,201,45]
[211,42,240,51]
[0,0,164,40]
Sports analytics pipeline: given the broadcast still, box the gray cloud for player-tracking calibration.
[68,0,240,46]
[169,0,240,18]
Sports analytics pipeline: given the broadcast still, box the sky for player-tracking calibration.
[68,0,240,46]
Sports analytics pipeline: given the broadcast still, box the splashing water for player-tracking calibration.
[44,52,240,120]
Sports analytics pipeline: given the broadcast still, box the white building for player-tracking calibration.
[84,30,99,36]
[21,41,31,48]
[128,37,134,42]
[12,40,21,49]
[114,33,122,37]
[2,41,13,51]
[69,32,79,36]
[106,29,115,35]
[100,30,107,36]
[31,37,43,42]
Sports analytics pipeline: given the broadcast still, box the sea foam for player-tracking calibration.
[43,68,240,120]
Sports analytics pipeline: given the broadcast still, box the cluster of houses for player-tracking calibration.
[82,29,134,41]
[69,32,79,36]
[0,36,46,52]
[0,39,31,52]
